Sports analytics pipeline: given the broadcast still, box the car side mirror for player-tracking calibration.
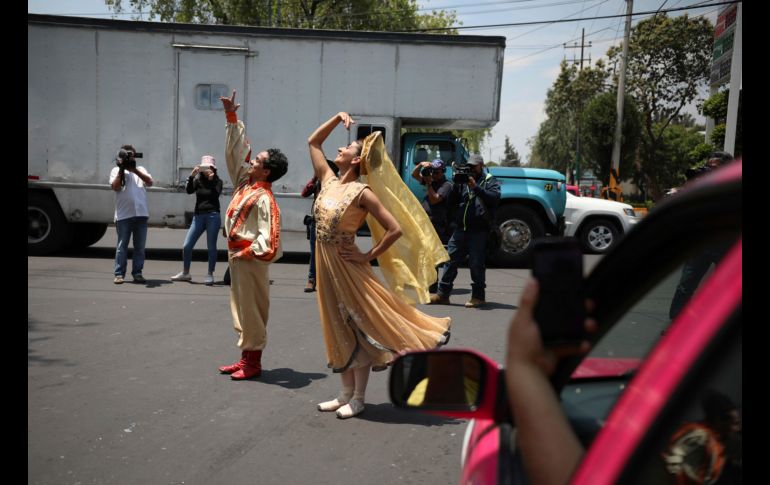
[389,349,504,421]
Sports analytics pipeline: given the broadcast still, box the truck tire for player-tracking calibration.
[69,223,108,249]
[491,205,545,267]
[28,192,73,255]
[579,218,619,254]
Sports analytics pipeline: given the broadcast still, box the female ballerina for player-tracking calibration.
[308,111,451,419]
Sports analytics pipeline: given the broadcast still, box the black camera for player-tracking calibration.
[452,163,471,184]
[420,165,434,177]
[116,148,143,169]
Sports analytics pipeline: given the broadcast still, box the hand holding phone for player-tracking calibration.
[531,238,585,346]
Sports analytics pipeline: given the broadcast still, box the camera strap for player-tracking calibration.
[473,173,495,224]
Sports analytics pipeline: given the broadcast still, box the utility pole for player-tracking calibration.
[606,0,633,202]
[564,28,592,188]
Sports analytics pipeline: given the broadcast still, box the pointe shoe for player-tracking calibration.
[317,393,352,412]
[336,398,365,419]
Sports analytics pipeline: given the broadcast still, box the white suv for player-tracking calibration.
[564,192,639,253]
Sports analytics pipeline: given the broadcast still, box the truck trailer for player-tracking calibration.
[28,14,565,266]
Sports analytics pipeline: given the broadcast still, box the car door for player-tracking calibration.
[559,163,742,484]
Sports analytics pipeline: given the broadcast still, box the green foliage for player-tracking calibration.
[462,129,492,154]
[605,13,713,200]
[530,60,609,172]
[701,89,741,158]
[580,91,641,184]
[640,123,707,197]
[702,90,729,122]
[709,124,726,148]
[502,135,520,166]
[689,142,716,167]
[403,127,491,155]
[104,0,459,31]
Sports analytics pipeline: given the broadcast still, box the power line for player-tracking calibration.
[506,0,611,43]
[399,1,739,32]
[503,1,720,66]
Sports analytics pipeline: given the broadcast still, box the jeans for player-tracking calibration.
[182,212,222,274]
[307,220,317,280]
[437,229,489,301]
[114,216,149,277]
[668,243,731,320]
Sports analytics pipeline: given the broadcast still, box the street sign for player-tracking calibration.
[710,4,738,87]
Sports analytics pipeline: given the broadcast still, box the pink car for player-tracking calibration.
[390,162,742,484]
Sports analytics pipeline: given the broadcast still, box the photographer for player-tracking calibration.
[170,155,223,286]
[109,144,153,284]
[429,154,500,308]
[411,158,452,244]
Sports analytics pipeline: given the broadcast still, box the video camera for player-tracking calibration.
[452,163,471,184]
[116,148,143,169]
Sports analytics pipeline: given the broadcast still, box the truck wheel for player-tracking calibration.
[491,205,545,267]
[579,219,619,254]
[69,223,108,249]
[28,192,73,255]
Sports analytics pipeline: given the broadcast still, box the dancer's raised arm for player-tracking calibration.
[308,112,355,183]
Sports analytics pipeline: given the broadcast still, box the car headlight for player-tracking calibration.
[623,208,636,217]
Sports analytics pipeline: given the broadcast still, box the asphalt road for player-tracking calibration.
[28,228,603,485]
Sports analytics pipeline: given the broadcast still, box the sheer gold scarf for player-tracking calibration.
[360,131,449,304]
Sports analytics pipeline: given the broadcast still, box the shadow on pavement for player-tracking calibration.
[257,367,328,389]
[355,402,465,427]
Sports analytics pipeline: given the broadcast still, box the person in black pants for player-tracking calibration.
[429,154,500,308]
[668,152,734,320]
[300,159,339,292]
[171,155,223,285]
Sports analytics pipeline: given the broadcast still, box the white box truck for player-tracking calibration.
[29,14,565,265]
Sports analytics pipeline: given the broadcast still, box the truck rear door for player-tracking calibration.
[174,45,249,190]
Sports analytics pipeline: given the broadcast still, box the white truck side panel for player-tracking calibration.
[28,27,99,182]
[29,17,504,236]
[395,44,502,127]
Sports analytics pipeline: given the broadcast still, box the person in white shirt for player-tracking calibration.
[109,144,153,284]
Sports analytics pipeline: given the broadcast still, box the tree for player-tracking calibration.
[646,122,709,192]
[606,13,713,199]
[502,136,520,166]
[529,60,608,173]
[580,91,641,185]
[104,0,458,32]
[702,89,742,157]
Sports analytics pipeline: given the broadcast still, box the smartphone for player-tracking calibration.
[531,238,585,346]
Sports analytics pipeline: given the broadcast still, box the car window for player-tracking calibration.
[561,235,739,448]
[589,236,735,360]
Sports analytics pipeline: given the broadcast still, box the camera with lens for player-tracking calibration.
[116,148,143,170]
[452,163,471,184]
[419,165,434,178]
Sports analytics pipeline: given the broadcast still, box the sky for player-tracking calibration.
[28,0,721,165]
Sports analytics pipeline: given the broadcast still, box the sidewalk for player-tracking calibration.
[93,226,372,256]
